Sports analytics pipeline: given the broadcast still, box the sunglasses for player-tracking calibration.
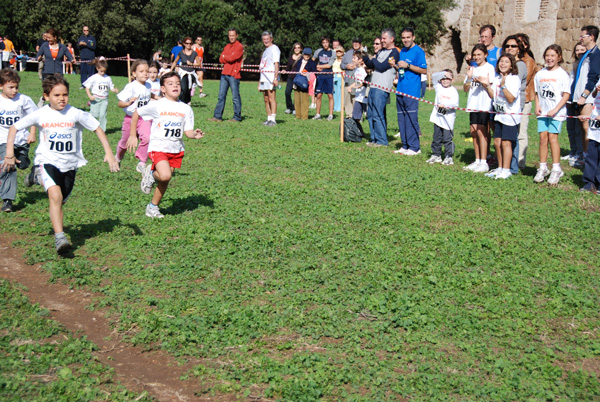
[505,44,518,48]
[374,42,381,45]
[184,42,192,45]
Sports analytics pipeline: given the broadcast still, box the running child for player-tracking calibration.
[127,71,204,218]
[463,44,496,172]
[533,44,570,185]
[481,54,521,179]
[427,69,459,165]
[115,59,153,173]
[0,69,37,212]
[83,57,119,131]
[579,81,600,193]
[148,61,161,98]
[1,74,119,253]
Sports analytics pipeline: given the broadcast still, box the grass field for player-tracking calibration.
[1,71,600,401]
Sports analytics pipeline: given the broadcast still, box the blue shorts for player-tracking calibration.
[537,117,563,134]
[352,101,367,120]
[494,122,519,141]
[315,74,333,94]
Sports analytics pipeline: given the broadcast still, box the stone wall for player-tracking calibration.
[427,0,600,78]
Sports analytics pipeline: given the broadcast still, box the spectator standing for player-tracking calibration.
[284,42,303,114]
[332,46,344,113]
[37,29,73,79]
[0,38,4,70]
[362,28,400,147]
[313,37,335,120]
[292,48,317,120]
[36,33,48,80]
[465,25,501,68]
[515,33,537,170]
[208,28,244,122]
[171,37,201,104]
[192,36,206,97]
[170,40,183,65]
[394,28,427,155]
[78,26,97,87]
[341,38,363,118]
[564,43,587,164]
[258,31,280,127]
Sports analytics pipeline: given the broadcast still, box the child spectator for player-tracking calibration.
[579,81,600,193]
[533,45,571,185]
[127,72,204,218]
[463,44,495,173]
[346,51,368,136]
[83,58,119,131]
[1,74,118,253]
[115,59,153,174]
[482,54,521,179]
[426,70,459,165]
[0,69,37,212]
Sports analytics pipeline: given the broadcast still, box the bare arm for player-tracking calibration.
[95,127,119,172]
[184,128,205,139]
[126,111,140,152]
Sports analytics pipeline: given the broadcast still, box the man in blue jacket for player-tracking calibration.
[78,26,97,87]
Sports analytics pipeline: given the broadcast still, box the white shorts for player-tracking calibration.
[259,81,275,91]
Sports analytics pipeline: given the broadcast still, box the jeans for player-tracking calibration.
[333,74,342,112]
[214,74,241,121]
[566,103,583,156]
[582,139,600,189]
[367,88,390,145]
[397,95,420,151]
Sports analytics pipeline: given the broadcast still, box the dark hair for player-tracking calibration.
[401,27,414,35]
[381,27,396,40]
[442,68,454,77]
[582,25,600,42]
[149,60,161,71]
[480,25,496,37]
[42,74,69,96]
[160,71,180,86]
[289,41,303,58]
[320,36,331,43]
[472,43,488,57]
[573,43,587,63]
[91,57,108,70]
[543,44,564,65]
[183,36,192,44]
[515,33,535,60]
[353,50,364,59]
[501,35,525,59]
[46,28,59,39]
[0,68,20,85]
[130,59,149,79]
[495,54,519,75]
[228,28,238,35]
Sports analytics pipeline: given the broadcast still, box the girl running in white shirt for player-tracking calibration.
[83,58,119,131]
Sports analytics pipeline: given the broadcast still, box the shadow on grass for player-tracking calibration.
[162,194,214,215]
[14,190,48,210]
[61,218,143,258]
[457,148,476,164]
[105,127,122,136]
[569,171,584,187]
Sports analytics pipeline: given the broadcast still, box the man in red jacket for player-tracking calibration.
[209,28,244,122]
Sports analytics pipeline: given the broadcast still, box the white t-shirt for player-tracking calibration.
[0,93,37,146]
[259,44,281,84]
[588,95,600,142]
[491,74,521,126]
[137,98,194,154]
[14,105,99,172]
[83,73,114,100]
[117,80,152,116]
[465,62,495,111]
[354,67,367,103]
[149,79,161,97]
[429,72,459,131]
[534,67,571,122]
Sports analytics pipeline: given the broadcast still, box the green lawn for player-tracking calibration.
[1,72,599,401]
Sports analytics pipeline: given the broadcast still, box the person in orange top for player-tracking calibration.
[208,28,244,122]
[192,36,206,97]
[36,28,73,79]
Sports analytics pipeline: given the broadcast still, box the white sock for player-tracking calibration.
[476,159,483,164]
[552,163,561,171]
[540,162,547,170]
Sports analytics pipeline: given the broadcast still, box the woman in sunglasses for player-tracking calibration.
[171,37,201,104]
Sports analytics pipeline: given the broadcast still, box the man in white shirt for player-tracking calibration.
[259,31,280,127]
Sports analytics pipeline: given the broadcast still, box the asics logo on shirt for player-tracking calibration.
[164,121,182,127]
[49,133,72,139]
[0,110,19,116]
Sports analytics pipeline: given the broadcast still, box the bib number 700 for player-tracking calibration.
[49,139,74,153]
[164,128,182,138]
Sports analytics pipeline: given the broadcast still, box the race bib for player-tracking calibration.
[47,128,76,154]
[437,107,447,116]
[493,102,506,113]
[0,114,20,127]
[590,119,600,130]
[162,120,183,138]
[540,85,555,99]
[137,99,149,109]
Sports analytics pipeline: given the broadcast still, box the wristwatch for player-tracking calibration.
[582,92,590,99]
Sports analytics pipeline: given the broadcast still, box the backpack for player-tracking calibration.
[343,118,363,142]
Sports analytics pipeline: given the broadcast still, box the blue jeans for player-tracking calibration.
[511,140,520,174]
[214,74,241,121]
[367,88,390,145]
[397,95,420,151]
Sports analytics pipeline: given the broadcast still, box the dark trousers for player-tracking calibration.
[80,62,95,85]
[582,139,600,190]
[397,95,421,151]
[285,76,295,111]
[179,72,198,104]
[431,124,454,157]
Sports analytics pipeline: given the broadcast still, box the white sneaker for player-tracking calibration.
[309,103,316,109]
[292,110,296,115]
[495,170,512,179]
[473,163,489,173]
[463,161,479,171]
[284,109,292,114]
[145,204,164,219]
[485,168,499,178]
[394,148,408,154]
[394,132,402,138]
[403,149,422,156]
[326,114,334,121]
[141,164,155,194]
[426,155,442,164]
[533,166,550,183]
[441,157,454,165]
[312,114,321,120]
[136,161,146,174]
[547,169,564,185]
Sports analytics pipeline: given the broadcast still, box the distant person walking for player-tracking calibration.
[78,26,97,86]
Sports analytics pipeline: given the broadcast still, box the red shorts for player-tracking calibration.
[148,151,184,170]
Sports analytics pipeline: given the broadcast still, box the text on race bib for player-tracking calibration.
[98,84,110,91]
[437,107,447,115]
[541,89,555,99]
[137,100,149,108]
[493,102,506,113]
[47,129,76,154]
[0,116,20,126]
[590,119,600,130]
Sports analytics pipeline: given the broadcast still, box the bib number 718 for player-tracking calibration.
[164,128,182,138]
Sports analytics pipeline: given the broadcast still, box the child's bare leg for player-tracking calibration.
[539,131,549,163]
[501,140,512,169]
[316,93,323,115]
[47,186,64,234]
[328,94,334,115]
[471,124,480,160]
[494,137,502,165]
[151,161,173,206]
[549,133,561,165]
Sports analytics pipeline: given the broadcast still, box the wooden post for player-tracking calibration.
[340,73,345,142]
[127,54,131,83]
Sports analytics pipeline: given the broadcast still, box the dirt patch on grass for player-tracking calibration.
[0,235,237,402]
